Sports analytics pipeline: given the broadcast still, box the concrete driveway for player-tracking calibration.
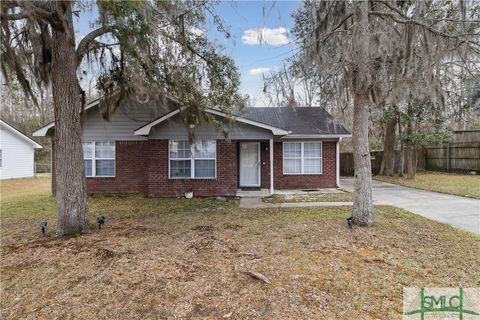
[341,177,480,234]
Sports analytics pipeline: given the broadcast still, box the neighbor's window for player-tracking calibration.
[82,141,115,177]
[283,142,322,174]
[169,140,216,178]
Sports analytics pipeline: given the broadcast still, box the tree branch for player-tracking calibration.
[1,1,53,22]
[369,11,479,39]
[0,11,32,21]
[76,26,114,65]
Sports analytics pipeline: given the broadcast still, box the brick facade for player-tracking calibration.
[52,139,337,196]
[272,141,337,189]
[52,141,149,194]
[146,139,238,197]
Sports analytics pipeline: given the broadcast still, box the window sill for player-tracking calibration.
[168,177,217,180]
[282,173,323,176]
[86,176,116,178]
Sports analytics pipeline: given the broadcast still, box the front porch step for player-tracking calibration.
[236,188,270,198]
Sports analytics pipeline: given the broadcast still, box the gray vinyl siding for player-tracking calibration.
[82,103,157,141]
[149,114,273,140]
[81,103,273,141]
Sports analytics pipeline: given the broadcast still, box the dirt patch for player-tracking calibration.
[1,195,479,319]
[264,192,353,203]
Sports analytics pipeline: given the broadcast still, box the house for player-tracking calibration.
[33,98,350,197]
[1,119,43,180]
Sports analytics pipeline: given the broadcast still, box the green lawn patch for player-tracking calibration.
[375,171,480,199]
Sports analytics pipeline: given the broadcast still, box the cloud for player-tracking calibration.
[248,67,271,76]
[242,27,289,46]
[189,27,204,36]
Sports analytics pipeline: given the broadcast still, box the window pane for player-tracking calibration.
[194,140,216,158]
[83,142,92,159]
[194,160,215,178]
[170,140,191,159]
[304,143,321,158]
[95,142,114,158]
[304,159,321,174]
[284,143,301,158]
[84,159,92,177]
[170,160,191,178]
[284,159,301,174]
[96,160,115,176]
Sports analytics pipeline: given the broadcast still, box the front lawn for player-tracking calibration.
[0,174,51,202]
[1,177,479,319]
[375,171,480,199]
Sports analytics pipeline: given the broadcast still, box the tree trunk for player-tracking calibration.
[351,0,373,226]
[50,2,89,235]
[403,121,416,179]
[352,93,374,225]
[397,113,404,176]
[404,144,415,179]
[379,116,397,176]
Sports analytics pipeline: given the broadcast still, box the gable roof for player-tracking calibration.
[1,120,43,148]
[32,97,350,138]
[134,108,290,136]
[238,107,350,137]
[135,106,350,137]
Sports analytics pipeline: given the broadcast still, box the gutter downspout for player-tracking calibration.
[270,139,274,194]
[336,137,341,188]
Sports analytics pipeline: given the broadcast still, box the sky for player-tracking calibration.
[75,0,302,107]
[206,1,302,106]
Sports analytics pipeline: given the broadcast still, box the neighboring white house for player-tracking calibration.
[0,120,42,179]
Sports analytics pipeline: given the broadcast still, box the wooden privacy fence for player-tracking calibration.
[423,141,480,173]
[341,142,479,175]
[341,130,480,175]
[340,150,420,175]
[340,151,383,176]
[340,141,480,176]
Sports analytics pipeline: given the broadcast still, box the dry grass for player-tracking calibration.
[1,178,479,319]
[375,171,480,199]
[264,192,353,203]
[0,175,51,202]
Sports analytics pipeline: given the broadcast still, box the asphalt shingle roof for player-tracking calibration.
[238,107,350,135]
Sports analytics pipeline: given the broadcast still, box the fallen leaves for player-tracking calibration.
[1,194,478,319]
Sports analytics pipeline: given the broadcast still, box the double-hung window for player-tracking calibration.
[283,142,322,174]
[83,141,115,177]
[169,140,216,178]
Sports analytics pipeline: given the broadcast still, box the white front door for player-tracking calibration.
[240,142,261,187]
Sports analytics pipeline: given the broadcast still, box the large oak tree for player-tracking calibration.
[1,0,245,235]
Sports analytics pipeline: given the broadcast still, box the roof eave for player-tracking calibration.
[1,120,43,148]
[281,134,352,139]
[133,108,181,135]
[32,123,54,137]
[207,109,290,136]
[32,99,101,137]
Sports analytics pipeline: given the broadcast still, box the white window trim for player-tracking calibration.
[282,141,323,175]
[168,140,217,179]
[84,141,116,178]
